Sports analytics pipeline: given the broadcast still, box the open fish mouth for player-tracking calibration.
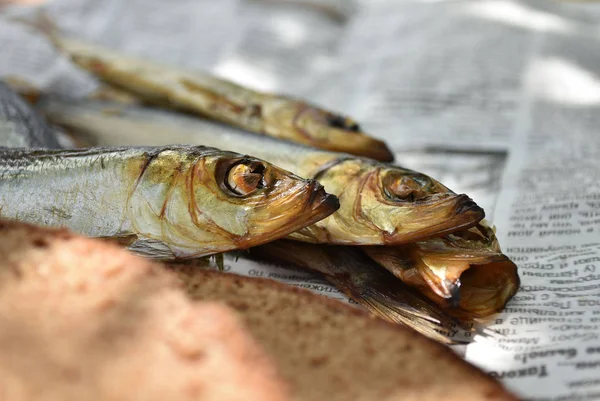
[306,180,341,222]
[382,194,485,245]
[362,221,520,319]
[449,257,520,319]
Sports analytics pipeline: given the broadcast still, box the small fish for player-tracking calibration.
[36,97,485,246]
[21,14,394,162]
[0,145,339,259]
[250,239,468,344]
[362,223,520,318]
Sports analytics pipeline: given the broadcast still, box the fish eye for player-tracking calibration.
[383,173,432,202]
[326,113,361,132]
[411,175,432,189]
[225,160,267,196]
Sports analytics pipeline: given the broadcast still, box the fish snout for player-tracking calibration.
[453,194,485,218]
[306,179,340,218]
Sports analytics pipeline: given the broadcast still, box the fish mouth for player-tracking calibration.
[233,180,339,250]
[443,258,520,319]
[443,280,462,307]
[419,248,509,304]
[277,180,339,240]
[305,180,340,224]
[383,194,485,244]
[359,139,394,163]
[291,105,394,162]
[454,196,482,215]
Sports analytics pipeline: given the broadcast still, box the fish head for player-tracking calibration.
[363,223,520,319]
[129,148,338,258]
[304,159,485,244]
[374,167,486,242]
[190,151,339,251]
[260,96,394,161]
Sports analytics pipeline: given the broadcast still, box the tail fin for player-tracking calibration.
[250,240,477,344]
[324,272,461,344]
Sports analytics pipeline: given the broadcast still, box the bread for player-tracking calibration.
[0,219,289,401]
[0,218,517,401]
[170,265,519,401]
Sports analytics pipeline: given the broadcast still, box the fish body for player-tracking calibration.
[38,97,485,245]
[0,145,338,258]
[28,17,393,161]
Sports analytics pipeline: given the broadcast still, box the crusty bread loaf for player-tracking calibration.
[0,220,289,401]
[170,265,519,401]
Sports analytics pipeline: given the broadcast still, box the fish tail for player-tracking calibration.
[250,241,473,344]
[324,272,464,344]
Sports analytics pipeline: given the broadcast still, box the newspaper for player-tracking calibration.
[466,22,600,400]
[2,0,600,399]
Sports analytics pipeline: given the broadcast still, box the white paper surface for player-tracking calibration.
[2,1,600,399]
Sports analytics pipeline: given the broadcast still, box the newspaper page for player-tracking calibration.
[212,0,357,96]
[329,1,533,152]
[466,22,600,401]
[2,0,600,399]
[0,0,242,95]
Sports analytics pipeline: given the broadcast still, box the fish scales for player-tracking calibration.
[0,146,199,239]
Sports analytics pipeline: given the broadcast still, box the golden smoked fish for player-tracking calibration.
[24,16,394,162]
[37,97,485,246]
[0,146,338,259]
[35,96,518,316]
[363,223,520,318]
